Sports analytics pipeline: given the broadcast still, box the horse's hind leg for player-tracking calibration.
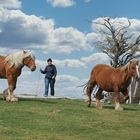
[121,89,129,103]
[86,80,96,107]
[96,88,103,109]
[114,88,123,111]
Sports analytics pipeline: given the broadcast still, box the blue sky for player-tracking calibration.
[21,0,140,32]
[0,0,140,98]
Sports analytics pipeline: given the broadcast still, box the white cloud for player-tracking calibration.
[47,0,75,7]
[46,27,91,54]
[92,17,129,31]
[13,74,86,99]
[0,0,21,9]
[0,8,91,54]
[54,74,86,99]
[54,59,86,68]
[81,52,110,64]
[2,10,140,56]
[56,74,80,82]
[36,59,86,69]
[36,52,109,69]
[1,9,140,55]
[0,8,54,49]
[91,17,140,42]
[20,68,33,77]
[0,47,19,55]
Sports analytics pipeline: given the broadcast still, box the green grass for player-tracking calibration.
[0,97,140,140]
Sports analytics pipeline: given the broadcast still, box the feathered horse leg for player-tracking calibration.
[3,88,12,101]
[96,88,103,109]
[6,76,18,102]
[3,88,9,100]
[6,89,12,101]
[3,88,18,102]
[114,87,123,111]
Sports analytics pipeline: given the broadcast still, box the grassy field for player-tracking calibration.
[0,96,140,140]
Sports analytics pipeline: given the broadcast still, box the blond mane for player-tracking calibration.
[5,50,35,68]
[120,62,130,72]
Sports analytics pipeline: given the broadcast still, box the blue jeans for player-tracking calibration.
[45,77,55,96]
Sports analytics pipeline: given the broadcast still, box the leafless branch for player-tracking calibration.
[115,19,131,37]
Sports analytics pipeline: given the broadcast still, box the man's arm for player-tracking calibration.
[40,66,47,74]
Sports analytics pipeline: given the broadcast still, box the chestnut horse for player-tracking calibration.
[86,60,140,111]
[0,50,36,102]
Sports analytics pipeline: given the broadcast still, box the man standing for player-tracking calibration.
[40,58,57,96]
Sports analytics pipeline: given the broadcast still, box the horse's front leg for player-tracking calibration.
[6,75,18,102]
[114,87,123,111]
[3,88,9,100]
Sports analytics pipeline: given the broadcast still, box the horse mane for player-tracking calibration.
[119,62,130,72]
[5,50,35,68]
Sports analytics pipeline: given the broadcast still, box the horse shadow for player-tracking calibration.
[19,98,58,104]
[88,102,139,111]
[103,104,138,111]
[103,105,114,110]
[123,107,139,111]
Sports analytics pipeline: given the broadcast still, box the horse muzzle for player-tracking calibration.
[30,66,36,71]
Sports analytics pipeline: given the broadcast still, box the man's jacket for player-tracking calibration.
[41,64,57,78]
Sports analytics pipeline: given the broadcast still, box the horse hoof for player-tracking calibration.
[85,98,89,103]
[115,107,123,111]
[10,97,18,102]
[6,95,11,102]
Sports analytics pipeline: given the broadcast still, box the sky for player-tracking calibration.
[0,0,140,99]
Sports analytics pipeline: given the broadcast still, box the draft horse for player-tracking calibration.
[86,60,140,111]
[0,50,36,102]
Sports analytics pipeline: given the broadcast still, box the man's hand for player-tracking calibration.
[40,69,43,73]
[52,76,55,79]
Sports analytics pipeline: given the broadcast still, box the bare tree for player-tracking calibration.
[93,18,140,103]
[94,18,140,68]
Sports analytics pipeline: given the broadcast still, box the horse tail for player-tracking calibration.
[83,81,90,95]
[77,80,90,95]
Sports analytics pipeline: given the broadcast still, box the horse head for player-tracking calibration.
[23,50,36,71]
[128,60,140,80]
